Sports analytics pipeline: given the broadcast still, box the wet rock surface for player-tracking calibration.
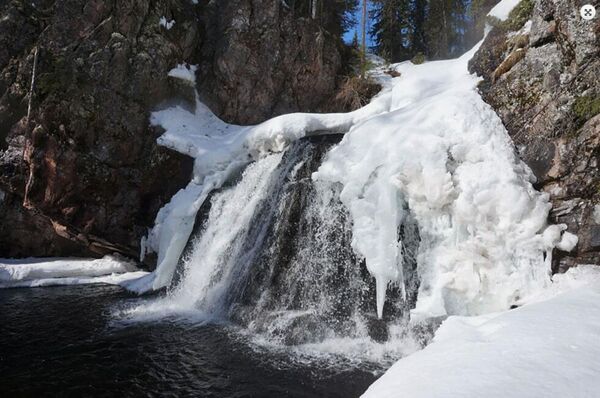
[469,0,599,269]
[0,0,344,259]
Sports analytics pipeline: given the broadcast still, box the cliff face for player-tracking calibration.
[0,0,343,259]
[470,0,599,269]
[196,0,343,124]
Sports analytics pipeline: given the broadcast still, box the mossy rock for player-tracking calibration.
[572,96,600,127]
[411,52,426,65]
[504,0,535,31]
[486,0,534,32]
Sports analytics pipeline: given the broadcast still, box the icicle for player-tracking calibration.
[375,275,388,319]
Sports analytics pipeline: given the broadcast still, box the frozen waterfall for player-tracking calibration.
[126,38,577,329]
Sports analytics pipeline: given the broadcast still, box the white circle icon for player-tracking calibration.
[580,4,596,20]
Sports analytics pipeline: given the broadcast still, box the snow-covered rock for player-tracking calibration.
[167,63,197,84]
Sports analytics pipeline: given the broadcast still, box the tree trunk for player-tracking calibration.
[361,0,367,78]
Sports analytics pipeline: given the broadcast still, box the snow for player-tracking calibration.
[3,271,149,288]
[557,231,579,252]
[167,63,197,84]
[507,19,532,37]
[159,16,175,30]
[0,255,147,289]
[0,255,136,281]
[314,43,566,319]
[488,0,521,21]
[0,256,148,288]
[362,265,600,398]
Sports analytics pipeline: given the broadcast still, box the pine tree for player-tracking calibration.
[320,0,360,37]
[361,0,368,78]
[424,0,468,59]
[410,0,427,55]
[351,30,359,49]
[370,0,411,62]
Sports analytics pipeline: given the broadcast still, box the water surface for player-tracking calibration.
[0,285,378,397]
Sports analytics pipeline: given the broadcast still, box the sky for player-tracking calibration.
[342,5,377,46]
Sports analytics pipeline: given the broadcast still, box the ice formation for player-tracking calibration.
[0,255,147,288]
[314,44,559,319]
[133,0,575,321]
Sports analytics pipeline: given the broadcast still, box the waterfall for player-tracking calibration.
[126,40,572,352]
[130,138,421,348]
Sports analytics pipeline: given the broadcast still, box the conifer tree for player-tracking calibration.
[370,0,411,62]
[424,0,468,59]
[410,0,427,55]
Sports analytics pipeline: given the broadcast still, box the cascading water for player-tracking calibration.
[127,137,423,354]
[124,35,574,362]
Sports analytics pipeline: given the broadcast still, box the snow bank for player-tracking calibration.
[3,271,149,288]
[488,0,521,21]
[0,255,147,289]
[362,265,600,398]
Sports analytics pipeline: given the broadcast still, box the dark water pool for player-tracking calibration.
[0,285,378,397]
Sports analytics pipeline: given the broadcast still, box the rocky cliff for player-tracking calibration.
[0,0,344,259]
[469,0,599,269]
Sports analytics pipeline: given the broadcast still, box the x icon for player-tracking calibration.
[581,4,596,20]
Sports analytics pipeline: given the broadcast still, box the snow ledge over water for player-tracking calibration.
[0,255,148,289]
